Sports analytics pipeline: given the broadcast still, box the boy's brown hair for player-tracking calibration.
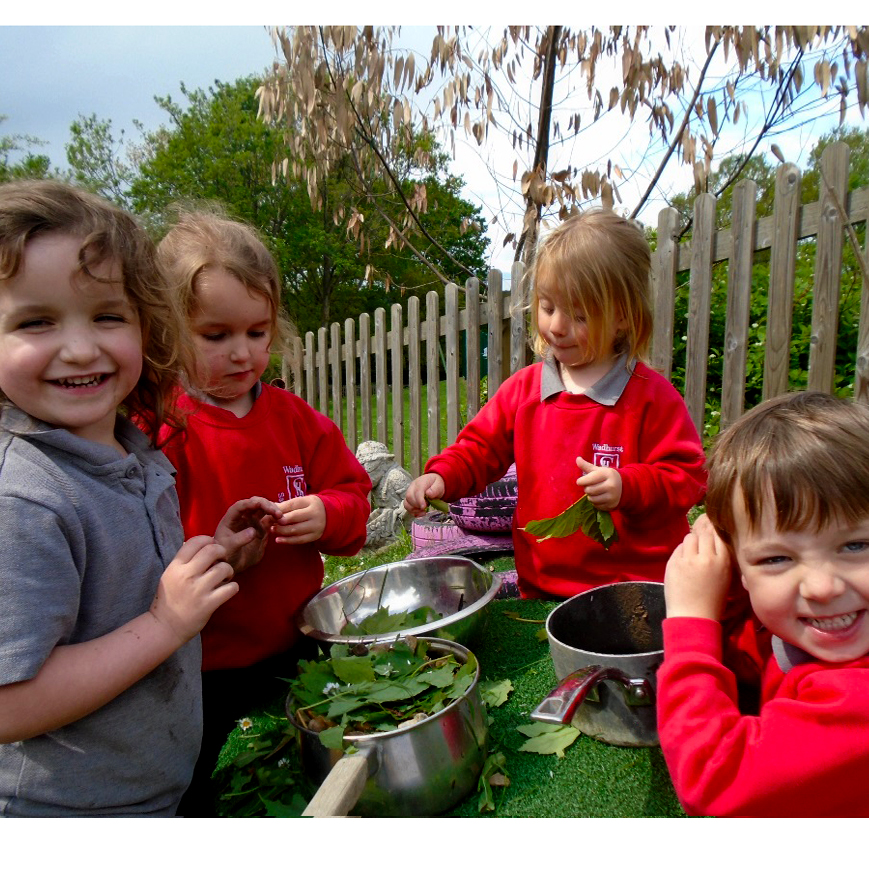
[157,206,296,359]
[704,391,869,547]
[528,208,653,364]
[0,179,190,446]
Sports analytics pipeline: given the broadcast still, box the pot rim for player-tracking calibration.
[545,581,665,659]
[296,555,502,645]
[286,636,482,745]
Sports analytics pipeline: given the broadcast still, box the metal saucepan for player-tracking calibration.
[531,581,665,747]
[296,556,502,648]
[289,637,488,817]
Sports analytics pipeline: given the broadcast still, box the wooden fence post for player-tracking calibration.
[809,140,850,393]
[344,318,357,453]
[425,291,440,460]
[330,321,342,431]
[684,193,716,436]
[651,207,679,379]
[390,303,404,468]
[407,296,422,475]
[721,179,757,428]
[764,162,802,401]
[487,269,504,397]
[510,261,528,375]
[374,308,388,445]
[466,278,481,420]
[359,312,372,442]
[317,327,328,417]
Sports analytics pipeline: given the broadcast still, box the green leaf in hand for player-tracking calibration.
[520,495,619,549]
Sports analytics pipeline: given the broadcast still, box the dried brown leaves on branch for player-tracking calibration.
[258,25,869,275]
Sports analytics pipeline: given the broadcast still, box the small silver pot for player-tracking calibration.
[531,582,665,747]
[289,637,488,817]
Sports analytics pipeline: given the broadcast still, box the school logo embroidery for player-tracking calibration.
[281,464,307,501]
[592,443,623,469]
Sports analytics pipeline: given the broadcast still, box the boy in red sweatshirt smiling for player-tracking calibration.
[658,391,869,817]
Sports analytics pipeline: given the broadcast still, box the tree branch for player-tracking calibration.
[317,26,479,284]
[630,36,721,220]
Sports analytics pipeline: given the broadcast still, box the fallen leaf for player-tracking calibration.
[517,722,579,757]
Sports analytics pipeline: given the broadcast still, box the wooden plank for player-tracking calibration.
[344,318,357,453]
[721,179,757,428]
[510,260,528,375]
[359,313,372,442]
[651,207,679,379]
[317,327,328,417]
[445,283,460,444]
[426,290,441,460]
[305,331,316,408]
[763,162,802,401]
[684,193,716,435]
[809,141,850,393]
[290,335,303,397]
[487,269,504,397]
[390,303,404,468]
[301,755,369,818]
[465,278,481,420]
[330,322,342,429]
[407,296,422,476]
[674,182,869,271]
[856,213,869,404]
[374,308,388,445]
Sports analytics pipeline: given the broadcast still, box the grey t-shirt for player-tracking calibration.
[0,407,201,817]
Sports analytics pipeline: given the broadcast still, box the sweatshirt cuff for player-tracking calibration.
[663,616,723,660]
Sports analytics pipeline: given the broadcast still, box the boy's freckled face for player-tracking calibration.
[732,494,869,663]
[0,233,143,448]
[189,268,272,414]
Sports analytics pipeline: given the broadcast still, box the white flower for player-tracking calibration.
[237,717,254,731]
[277,757,289,768]
[323,681,341,695]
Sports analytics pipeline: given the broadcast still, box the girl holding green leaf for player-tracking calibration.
[404,209,706,599]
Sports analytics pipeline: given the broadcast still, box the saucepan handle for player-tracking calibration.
[530,664,654,726]
[301,744,378,817]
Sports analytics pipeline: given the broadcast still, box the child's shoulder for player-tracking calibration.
[628,361,687,400]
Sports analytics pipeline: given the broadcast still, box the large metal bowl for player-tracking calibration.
[297,555,501,647]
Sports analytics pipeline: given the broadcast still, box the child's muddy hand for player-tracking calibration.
[150,536,238,645]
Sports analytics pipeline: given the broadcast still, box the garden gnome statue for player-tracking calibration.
[355,440,414,551]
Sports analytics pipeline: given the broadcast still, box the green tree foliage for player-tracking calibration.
[123,77,487,337]
[66,114,136,205]
[0,117,53,182]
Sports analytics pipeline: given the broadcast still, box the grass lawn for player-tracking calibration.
[214,531,686,818]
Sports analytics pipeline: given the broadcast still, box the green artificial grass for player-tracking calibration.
[213,595,686,818]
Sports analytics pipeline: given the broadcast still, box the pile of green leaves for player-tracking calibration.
[521,495,618,549]
[340,604,444,636]
[288,638,477,748]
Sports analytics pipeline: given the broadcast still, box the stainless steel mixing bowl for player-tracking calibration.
[296,555,502,647]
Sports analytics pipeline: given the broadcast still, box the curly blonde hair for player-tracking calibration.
[527,209,653,365]
[157,205,296,360]
[0,179,191,446]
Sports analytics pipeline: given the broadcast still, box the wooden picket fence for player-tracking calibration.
[282,140,869,476]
